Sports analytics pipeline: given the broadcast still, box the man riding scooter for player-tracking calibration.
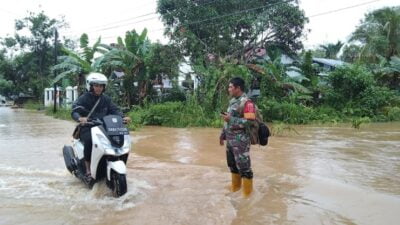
[71,72,131,182]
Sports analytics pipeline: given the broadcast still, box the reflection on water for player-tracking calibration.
[0,107,399,225]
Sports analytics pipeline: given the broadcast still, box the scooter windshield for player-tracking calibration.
[102,115,129,148]
[102,115,129,136]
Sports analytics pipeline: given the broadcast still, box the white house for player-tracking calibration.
[44,86,78,107]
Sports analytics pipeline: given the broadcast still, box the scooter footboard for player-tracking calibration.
[106,160,127,180]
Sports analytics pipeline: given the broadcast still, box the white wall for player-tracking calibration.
[44,87,58,107]
[65,86,78,107]
[44,86,78,108]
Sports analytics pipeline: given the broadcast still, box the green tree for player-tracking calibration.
[0,75,14,97]
[301,50,318,88]
[157,0,307,62]
[53,33,109,94]
[341,44,362,63]
[97,29,151,106]
[5,11,66,78]
[373,56,400,90]
[146,42,182,82]
[319,41,344,59]
[0,50,15,96]
[0,11,68,99]
[351,6,400,62]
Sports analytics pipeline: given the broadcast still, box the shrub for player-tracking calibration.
[259,99,315,124]
[359,86,398,116]
[387,106,400,121]
[326,65,375,109]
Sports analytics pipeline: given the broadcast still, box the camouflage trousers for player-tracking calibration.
[226,132,253,179]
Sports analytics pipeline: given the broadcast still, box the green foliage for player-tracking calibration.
[326,65,375,109]
[258,99,315,124]
[194,62,252,111]
[53,33,109,94]
[158,0,307,61]
[324,64,400,119]
[271,122,299,136]
[0,76,14,96]
[386,106,400,121]
[351,6,400,62]
[1,7,400,127]
[312,106,342,123]
[0,11,69,100]
[127,96,223,128]
[373,56,400,90]
[45,107,72,121]
[146,42,181,80]
[158,86,187,103]
[97,29,182,107]
[341,44,362,63]
[319,41,344,59]
[23,100,42,110]
[351,117,371,129]
[359,86,399,116]
[300,50,318,91]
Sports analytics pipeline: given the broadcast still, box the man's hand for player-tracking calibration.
[123,116,131,124]
[219,133,226,146]
[221,113,231,122]
[78,117,88,124]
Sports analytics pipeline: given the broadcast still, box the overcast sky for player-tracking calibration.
[0,0,399,49]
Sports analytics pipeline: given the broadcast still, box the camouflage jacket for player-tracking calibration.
[220,93,255,140]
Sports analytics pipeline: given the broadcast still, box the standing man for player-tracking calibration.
[220,77,256,197]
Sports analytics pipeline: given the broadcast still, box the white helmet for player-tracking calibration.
[86,72,108,91]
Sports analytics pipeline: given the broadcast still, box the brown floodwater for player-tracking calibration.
[0,107,399,225]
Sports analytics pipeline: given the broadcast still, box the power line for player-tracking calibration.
[309,0,382,18]
[0,8,22,16]
[71,0,384,43]
[91,16,160,33]
[64,0,228,36]
[81,0,295,42]
[97,0,293,33]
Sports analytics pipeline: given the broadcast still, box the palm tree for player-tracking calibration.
[319,41,344,59]
[351,6,400,62]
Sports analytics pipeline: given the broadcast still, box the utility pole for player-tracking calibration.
[53,28,58,113]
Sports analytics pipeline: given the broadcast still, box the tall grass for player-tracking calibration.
[45,107,72,121]
[23,100,43,110]
[128,97,223,129]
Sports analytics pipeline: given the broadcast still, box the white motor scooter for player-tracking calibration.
[63,114,131,197]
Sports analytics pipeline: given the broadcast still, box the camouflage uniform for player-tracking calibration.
[221,93,254,179]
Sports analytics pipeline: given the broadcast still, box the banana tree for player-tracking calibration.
[52,33,109,95]
[96,29,151,107]
[374,55,400,90]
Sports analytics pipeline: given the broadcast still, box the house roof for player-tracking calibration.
[312,58,346,67]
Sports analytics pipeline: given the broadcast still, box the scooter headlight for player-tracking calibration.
[123,135,131,149]
[96,134,112,149]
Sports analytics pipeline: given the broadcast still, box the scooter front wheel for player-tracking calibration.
[111,171,127,197]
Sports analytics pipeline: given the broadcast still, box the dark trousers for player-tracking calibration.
[79,127,92,161]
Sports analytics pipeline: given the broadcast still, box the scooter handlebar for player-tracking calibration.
[79,118,103,127]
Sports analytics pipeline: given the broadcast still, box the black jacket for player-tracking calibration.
[71,92,123,122]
